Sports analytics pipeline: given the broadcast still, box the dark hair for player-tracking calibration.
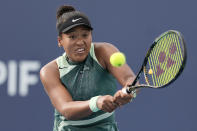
[56,5,75,19]
[56,5,92,36]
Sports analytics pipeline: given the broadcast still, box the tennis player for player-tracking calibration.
[40,5,137,131]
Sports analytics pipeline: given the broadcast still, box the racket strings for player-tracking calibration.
[145,32,184,87]
[143,66,150,85]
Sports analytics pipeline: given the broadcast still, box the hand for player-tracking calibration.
[113,89,134,107]
[97,95,118,113]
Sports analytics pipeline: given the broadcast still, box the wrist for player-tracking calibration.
[89,96,101,112]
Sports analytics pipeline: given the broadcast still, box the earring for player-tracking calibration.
[58,43,62,47]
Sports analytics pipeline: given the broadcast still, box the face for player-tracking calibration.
[58,26,92,62]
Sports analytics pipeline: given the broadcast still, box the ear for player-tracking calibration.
[57,36,62,47]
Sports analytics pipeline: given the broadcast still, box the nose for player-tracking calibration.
[76,37,85,46]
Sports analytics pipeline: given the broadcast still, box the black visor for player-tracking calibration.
[58,15,93,34]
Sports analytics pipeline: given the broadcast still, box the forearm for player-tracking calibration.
[61,100,92,120]
[113,64,136,87]
[60,95,118,120]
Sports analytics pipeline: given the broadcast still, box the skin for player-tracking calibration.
[40,25,137,120]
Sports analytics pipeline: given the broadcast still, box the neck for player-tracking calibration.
[66,56,85,65]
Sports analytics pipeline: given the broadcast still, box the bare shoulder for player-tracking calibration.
[40,59,59,84]
[94,42,119,69]
[94,42,118,52]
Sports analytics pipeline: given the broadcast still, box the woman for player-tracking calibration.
[40,5,137,131]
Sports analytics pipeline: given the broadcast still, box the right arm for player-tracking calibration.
[40,60,117,120]
[40,60,92,120]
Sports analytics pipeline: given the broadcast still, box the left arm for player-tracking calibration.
[95,42,135,86]
[95,43,138,106]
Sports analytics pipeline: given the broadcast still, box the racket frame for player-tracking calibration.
[126,30,187,93]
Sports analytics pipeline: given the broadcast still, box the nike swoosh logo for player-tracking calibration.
[72,18,82,22]
[59,67,68,69]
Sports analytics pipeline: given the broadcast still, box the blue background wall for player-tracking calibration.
[0,0,196,130]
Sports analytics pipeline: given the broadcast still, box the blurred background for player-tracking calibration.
[0,0,196,130]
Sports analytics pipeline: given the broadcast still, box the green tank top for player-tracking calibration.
[53,43,118,131]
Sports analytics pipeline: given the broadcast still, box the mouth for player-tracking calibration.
[75,48,85,54]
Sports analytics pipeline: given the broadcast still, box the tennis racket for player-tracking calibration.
[123,30,187,94]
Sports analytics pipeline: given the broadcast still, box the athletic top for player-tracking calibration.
[53,43,119,131]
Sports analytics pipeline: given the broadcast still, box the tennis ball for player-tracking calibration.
[110,52,126,67]
[148,69,153,75]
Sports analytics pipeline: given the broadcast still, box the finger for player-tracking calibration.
[117,99,127,106]
[114,91,121,99]
[103,102,115,112]
[114,91,133,106]
[120,91,133,100]
[112,101,119,108]
[114,95,126,106]
[122,93,131,98]
[103,96,118,112]
[116,96,131,106]
[114,99,122,107]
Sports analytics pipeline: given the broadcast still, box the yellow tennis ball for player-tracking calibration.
[148,69,153,75]
[110,52,126,67]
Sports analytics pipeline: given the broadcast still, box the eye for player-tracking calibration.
[82,33,88,38]
[69,35,76,40]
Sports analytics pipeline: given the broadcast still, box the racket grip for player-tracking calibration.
[122,87,134,94]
